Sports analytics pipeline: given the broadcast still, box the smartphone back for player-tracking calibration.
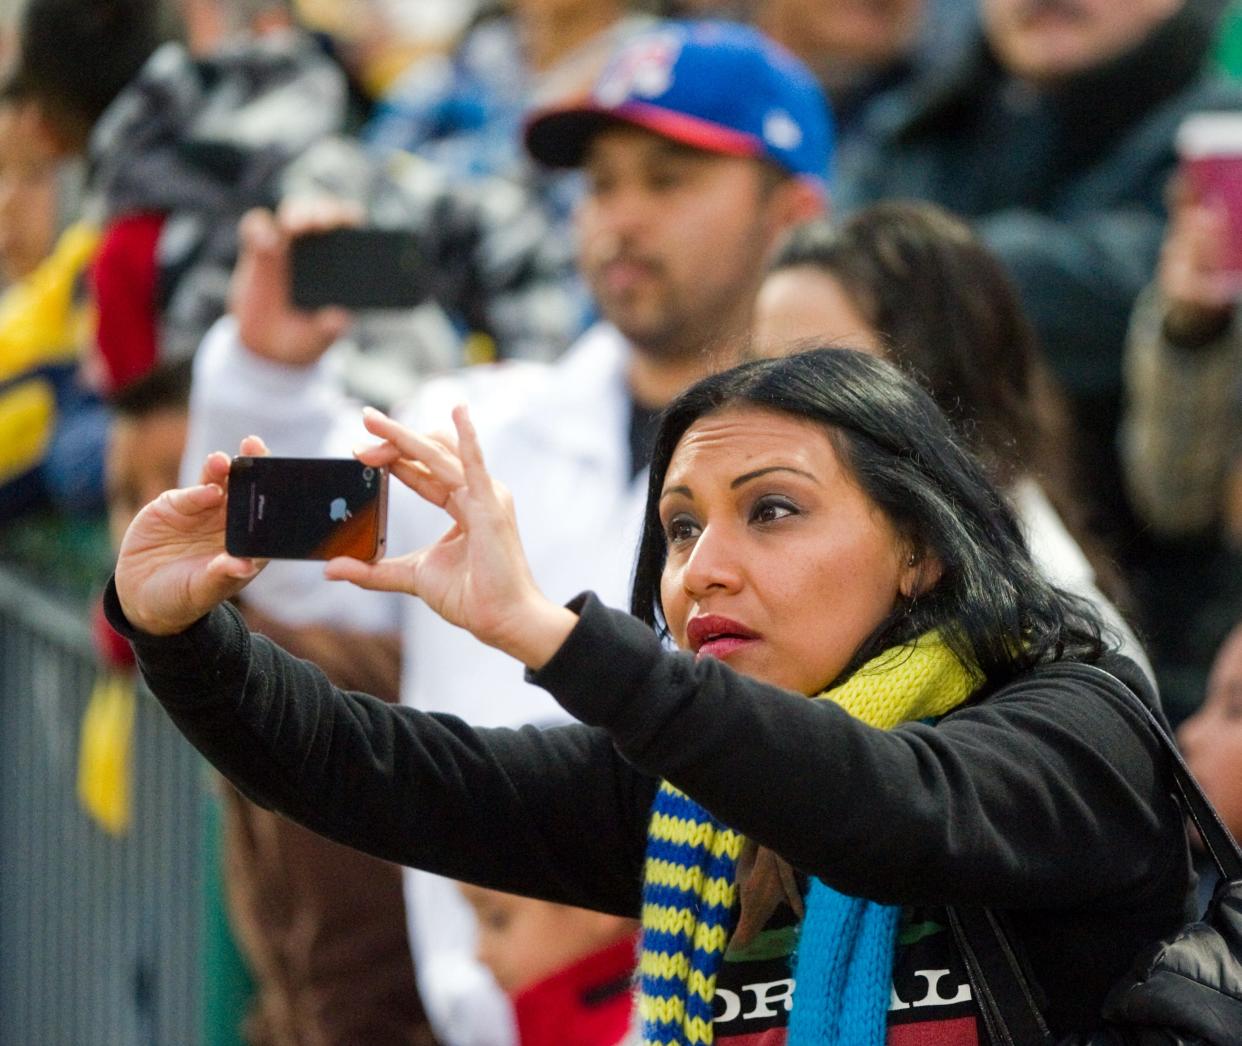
[226,457,388,561]
[289,228,431,310]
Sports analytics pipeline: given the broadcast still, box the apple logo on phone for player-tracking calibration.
[329,497,352,522]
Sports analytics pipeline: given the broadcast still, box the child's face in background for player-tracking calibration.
[458,884,636,995]
[105,407,190,549]
[1178,623,1242,840]
[0,99,61,285]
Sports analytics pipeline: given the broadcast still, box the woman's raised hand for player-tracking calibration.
[114,437,269,636]
[326,405,576,669]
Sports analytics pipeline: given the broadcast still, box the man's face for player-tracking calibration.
[576,125,796,361]
[767,0,924,69]
[983,0,1180,84]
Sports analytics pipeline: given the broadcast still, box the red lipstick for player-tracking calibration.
[686,614,760,661]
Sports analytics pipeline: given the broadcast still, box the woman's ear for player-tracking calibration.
[898,546,944,600]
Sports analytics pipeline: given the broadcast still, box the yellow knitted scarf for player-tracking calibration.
[638,629,982,1046]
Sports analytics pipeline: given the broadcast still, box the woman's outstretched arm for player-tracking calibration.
[105,581,654,915]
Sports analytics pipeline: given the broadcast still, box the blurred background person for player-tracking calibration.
[1121,171,1242,723]
[14,2,435,1043]
[834,0,1242,549]
[754,202,1147,678]
[753,0,974,164]
[831,0,1242,721]
[16,0,348,396]
[1177,619,1242,908]
[287,0,663,390]
[96,342,434,1046]
[0,74,100,521]
[457,885,638,1046]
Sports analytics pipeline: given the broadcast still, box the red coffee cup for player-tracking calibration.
[1177,111,1242,293]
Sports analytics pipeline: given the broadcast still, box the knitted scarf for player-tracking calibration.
[638,631,981,1046]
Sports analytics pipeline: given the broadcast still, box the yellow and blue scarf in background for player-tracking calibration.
[638,631,982,1046]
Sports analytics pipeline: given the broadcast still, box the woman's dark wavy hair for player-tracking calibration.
[771,202,1057,488]
[768,201,1131,613]
[630,348,1108,688]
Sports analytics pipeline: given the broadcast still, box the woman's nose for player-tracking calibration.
[681,525,743,597]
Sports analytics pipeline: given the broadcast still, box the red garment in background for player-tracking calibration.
[512,933,638,1046]
[91,212,164,393]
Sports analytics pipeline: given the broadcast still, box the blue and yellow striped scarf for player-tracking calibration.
[638,631,981,1046]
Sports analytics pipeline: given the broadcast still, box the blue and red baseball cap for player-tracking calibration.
[524,20,833,194]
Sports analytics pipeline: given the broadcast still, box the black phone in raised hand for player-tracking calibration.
[289,227,431,311]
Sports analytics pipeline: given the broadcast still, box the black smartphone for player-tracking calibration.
[289,227,431,310]
[225,456,389,561]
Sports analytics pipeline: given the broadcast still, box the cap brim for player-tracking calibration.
[524,100,763,169]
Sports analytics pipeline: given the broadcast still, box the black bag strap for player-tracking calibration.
[948,661,1242,1045]
[947,905,1054,1045]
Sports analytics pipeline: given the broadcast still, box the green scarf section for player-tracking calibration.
[638,630,982,1046]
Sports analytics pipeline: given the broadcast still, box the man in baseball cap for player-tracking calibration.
[526,19,833,195]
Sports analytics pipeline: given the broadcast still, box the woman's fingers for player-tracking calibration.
[453,405,489,497]
[353,440,401,467]
[362,407,465,488]
[198,436,269,489]
[197,451,233,487]
[210,551,265,581]
[239,434,270,457]
[323,553,421,593]
[164,483,226,516]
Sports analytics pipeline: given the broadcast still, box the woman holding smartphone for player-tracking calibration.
[107,348,1192,1044]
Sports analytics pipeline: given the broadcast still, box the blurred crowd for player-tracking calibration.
[1,0,1240,1044]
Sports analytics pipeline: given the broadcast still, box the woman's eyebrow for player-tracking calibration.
[660,466,819,501]
[730,466,818,488]
[660,484,691,501]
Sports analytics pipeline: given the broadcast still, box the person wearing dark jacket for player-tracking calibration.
[834,0,1242,548]
[107,348,1193,1044]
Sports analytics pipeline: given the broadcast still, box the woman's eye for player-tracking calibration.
[664,515,699,544]
[750,498,797,525]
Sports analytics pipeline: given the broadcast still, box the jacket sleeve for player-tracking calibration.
[105,580,654,917]
[530,594,1182,912]
[1120,283,1242,537]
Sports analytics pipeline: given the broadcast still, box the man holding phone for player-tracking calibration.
[182,21,828,1046]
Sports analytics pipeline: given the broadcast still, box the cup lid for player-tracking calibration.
[1177,112,1242,156]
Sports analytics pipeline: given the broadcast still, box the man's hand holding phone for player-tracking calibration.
[229,199,361,368]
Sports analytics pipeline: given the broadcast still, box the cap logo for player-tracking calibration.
[594,32,683,106]
[763,109,803,151]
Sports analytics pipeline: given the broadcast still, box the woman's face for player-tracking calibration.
[1177,624,1242,840]
[752,265,885,359]
[658,406,920,694]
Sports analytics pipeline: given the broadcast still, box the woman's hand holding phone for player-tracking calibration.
[326,405,577,670]
[115,437,270,636]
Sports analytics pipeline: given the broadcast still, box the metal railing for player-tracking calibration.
[0,566,202,1045]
